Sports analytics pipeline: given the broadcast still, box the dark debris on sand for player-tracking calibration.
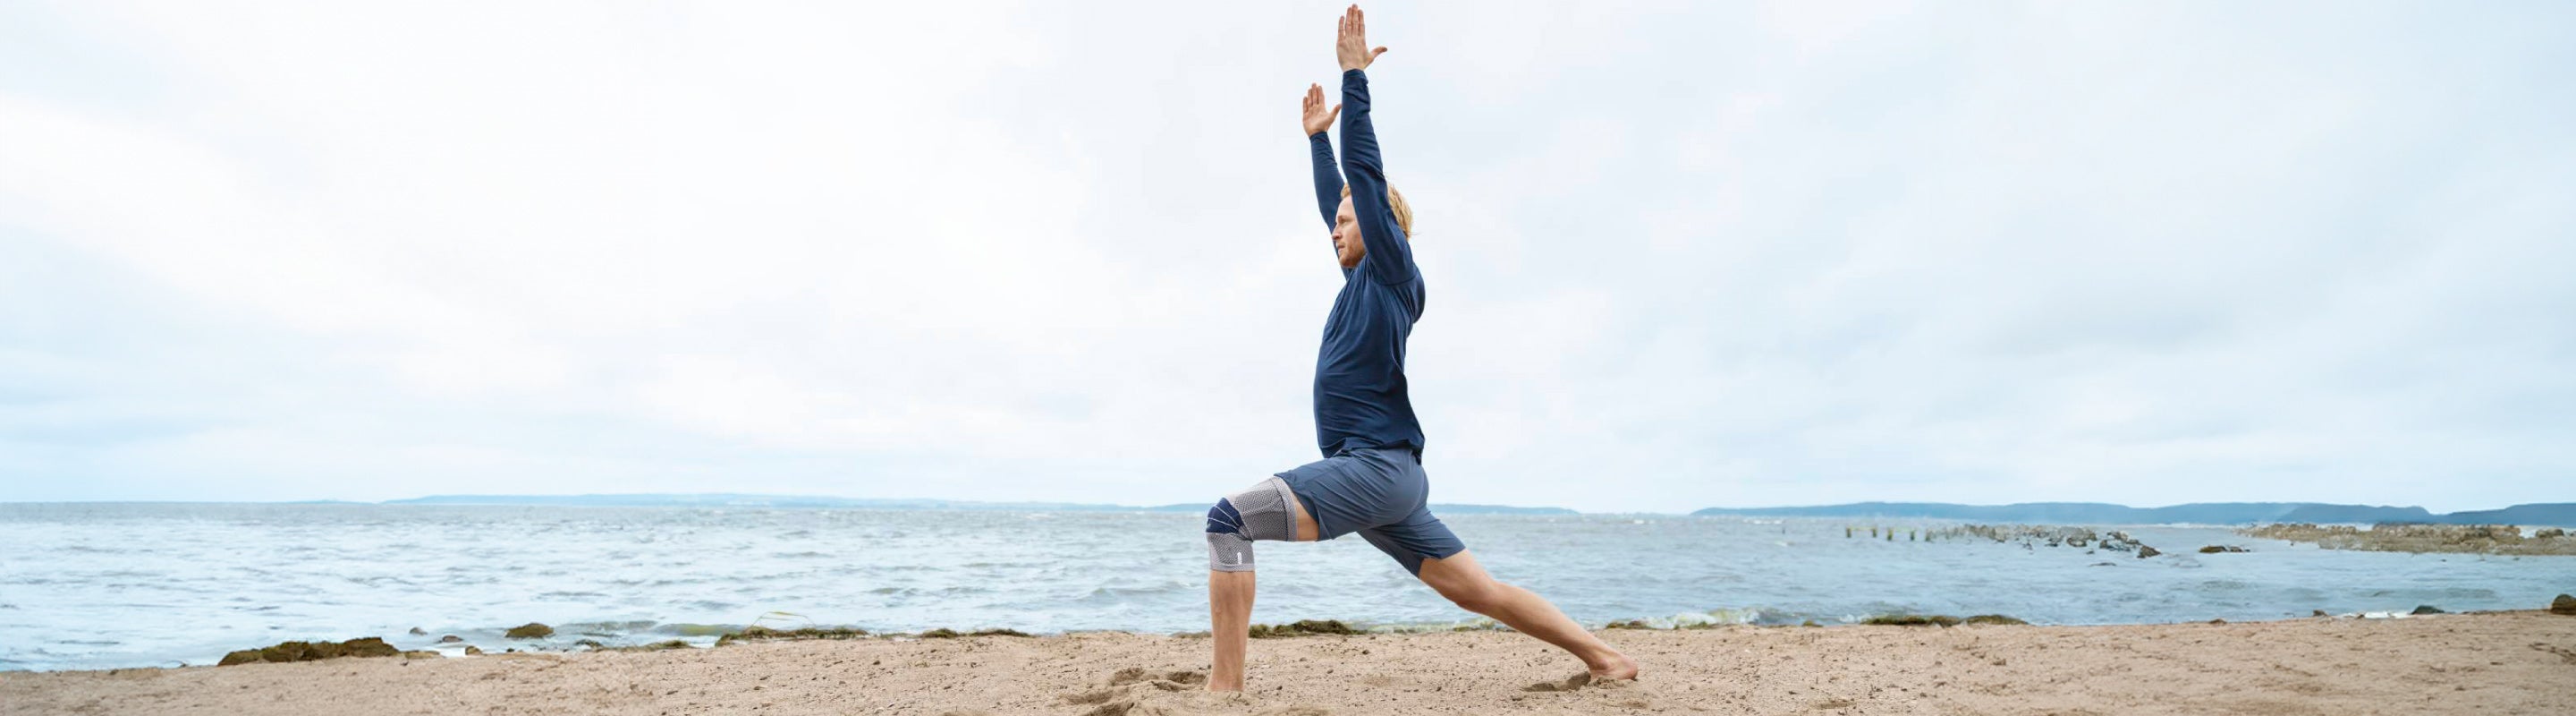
[216,637,400,666]
[919,627,1031,639]
[716,626,869,646]
[1604,618,1721,630]
[1861,614,2030,627]
[1248,619,1363,638]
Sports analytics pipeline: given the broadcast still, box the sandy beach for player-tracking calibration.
[6,611,2571,715]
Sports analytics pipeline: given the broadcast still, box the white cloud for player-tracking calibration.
[4,1,2571,513]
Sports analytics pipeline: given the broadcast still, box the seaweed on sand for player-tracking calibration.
[217,637,401,666]
[1604,618,1729,630]
[614,640,697,652]
[716,626,871,645]
[1863,614,1963,627]
[1248,619,1362,638]
[917,627,1032,639]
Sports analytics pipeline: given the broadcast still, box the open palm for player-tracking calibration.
[1336,4,1388,72]
[1301,83,1341,136]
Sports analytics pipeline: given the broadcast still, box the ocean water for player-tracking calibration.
[2,503,2569,671]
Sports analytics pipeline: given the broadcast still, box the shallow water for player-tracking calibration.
[2,503,2568,671]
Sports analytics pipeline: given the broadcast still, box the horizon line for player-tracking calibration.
[4,492,2570,516]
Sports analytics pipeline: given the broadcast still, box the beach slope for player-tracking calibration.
[5,611,2571,714]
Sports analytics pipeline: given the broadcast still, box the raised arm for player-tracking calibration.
[1302,83,1343,229]
[1335,5,1413,285]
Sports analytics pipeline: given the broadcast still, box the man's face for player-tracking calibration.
[1333,195,1364,268]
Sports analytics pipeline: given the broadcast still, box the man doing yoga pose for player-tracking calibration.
[1201,4,1640,693]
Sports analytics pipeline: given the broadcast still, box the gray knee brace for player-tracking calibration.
[1207,477,1299,571]
[1208,532,1255,572]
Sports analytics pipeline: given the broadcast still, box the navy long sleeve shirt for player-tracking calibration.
[1306,69,1427,458]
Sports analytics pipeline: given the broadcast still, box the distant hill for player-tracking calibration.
[386,493,1574,515]
[2442,503,2576,525]
[1688,501,2576,526]
[2274,504,2436,524]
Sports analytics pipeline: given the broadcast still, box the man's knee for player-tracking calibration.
[1207,479,1297,541]
[1205,478,1301,571]
[1206,499,1246,535]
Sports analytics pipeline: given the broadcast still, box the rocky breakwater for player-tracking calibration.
[1929,524,2163,558]
[2240,524,2576,556]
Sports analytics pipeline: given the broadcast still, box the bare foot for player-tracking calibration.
[1524,652,1640,693]
[1589,650,1640,681]
[1205,670,1241,693]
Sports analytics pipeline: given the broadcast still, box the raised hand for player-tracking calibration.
[1336,4,1388,72]
[1301,83,1342,136]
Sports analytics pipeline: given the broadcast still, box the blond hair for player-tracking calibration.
[1341,183,1414,237]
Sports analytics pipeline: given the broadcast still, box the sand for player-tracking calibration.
[6,611,2572,715]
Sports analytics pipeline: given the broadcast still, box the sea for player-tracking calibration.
[4,503,2570,671]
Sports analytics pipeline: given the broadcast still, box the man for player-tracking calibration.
[1201,4,1640,694]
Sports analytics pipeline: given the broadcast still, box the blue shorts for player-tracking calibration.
[1274,446,1466,575]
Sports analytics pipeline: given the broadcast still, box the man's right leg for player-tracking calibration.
[1205,477,1318,692]
[1208,568,1255,691]
[1414,550,1639,682]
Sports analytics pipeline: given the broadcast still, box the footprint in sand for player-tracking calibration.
[1106,667,1208,688]
[1064,668,1328,716]
[1523,672,1650,709]
[1072,701,1145,716]
[1522,672,1594,692]
[1060,668,1214,716]
[1062,688,1124,706]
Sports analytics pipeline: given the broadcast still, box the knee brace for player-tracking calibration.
[1206,477,1298,571]
[1208,532,1254,572]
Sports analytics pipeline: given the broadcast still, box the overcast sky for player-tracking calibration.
[4,1,2570,512]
